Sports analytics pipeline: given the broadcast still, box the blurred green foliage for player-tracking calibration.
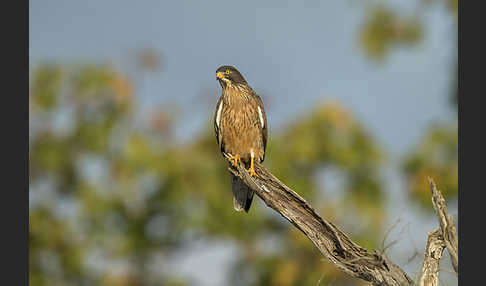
[402,124,458,211]
[358,0,458,212]
[358,0,457,62]
[359,5,423,61]
[29,63,385,285]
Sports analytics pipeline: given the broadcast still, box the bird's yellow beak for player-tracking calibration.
[216,72,224,79]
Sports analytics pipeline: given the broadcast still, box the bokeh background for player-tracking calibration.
[29,0,457,285]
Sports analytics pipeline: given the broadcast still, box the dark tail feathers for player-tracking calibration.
[230,173,254,212]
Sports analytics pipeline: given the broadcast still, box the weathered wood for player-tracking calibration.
[228,161,414,286]
[427,177,458,275]
[418,228,445,286]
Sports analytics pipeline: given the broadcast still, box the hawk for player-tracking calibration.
[213,65,268,213]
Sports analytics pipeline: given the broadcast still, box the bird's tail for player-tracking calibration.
[230,173,254,213]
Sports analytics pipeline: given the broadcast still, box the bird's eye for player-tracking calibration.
[225,70,230,74]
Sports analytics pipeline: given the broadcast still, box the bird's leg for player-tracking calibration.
[234,155,241,166]
[247,154,258,177]
[227,154,241,167]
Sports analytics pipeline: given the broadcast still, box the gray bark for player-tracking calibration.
[417,178,458,285]
[228,162,414,286]
[228,163,458,285]
[418,228,445,286]
[427,178,458,275]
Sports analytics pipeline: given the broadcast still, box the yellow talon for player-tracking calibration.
[228,154,241,167]
[247,156,258,177]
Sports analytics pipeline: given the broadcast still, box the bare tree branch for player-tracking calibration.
[427,177,458,275]
[229,162,414,286]
[418,228,445,286]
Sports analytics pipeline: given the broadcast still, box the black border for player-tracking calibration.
[458,0,480,284]
[15,0,29,284]
[7,0,28,284]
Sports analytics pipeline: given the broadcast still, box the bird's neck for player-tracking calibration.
[224,83,253,95]
[223,84,253,105]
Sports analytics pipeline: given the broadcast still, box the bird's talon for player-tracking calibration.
[247,166,258,177]
[228,154,241,167]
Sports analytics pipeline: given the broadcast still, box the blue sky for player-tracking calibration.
[29,0,456,153]
[30,0,457,284]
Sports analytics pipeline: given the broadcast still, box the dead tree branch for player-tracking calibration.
[427,177,459,275]
[418,228,445,286]
[228,162,414,286]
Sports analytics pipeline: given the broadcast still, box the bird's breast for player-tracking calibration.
[220,89,264,162]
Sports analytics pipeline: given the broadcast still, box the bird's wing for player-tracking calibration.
[213,96,225,153]
[255,94,268,160]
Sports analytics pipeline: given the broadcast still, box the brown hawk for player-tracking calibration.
[213,65,268,213]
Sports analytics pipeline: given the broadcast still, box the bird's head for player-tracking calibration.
[216,65,247,88]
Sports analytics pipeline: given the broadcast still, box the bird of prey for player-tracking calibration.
[213,65,268,213]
